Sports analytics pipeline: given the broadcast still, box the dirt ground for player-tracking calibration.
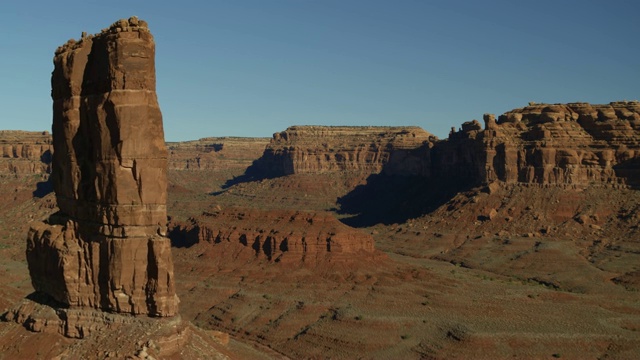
[1,168,639,359]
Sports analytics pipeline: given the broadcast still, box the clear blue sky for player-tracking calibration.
[1,1,638,141]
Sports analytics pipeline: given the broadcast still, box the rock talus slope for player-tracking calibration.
[27,17,178,317]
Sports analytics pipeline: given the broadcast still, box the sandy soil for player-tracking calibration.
[1,169,639,359]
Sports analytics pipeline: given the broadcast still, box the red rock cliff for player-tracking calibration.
[257,126,435,177]
[0,131,52,175]
[167,137,269,171]
[171,207,377,266]
[27,17,178,316]
[436,101,640,186]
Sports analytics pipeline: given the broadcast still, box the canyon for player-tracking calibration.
[2,100,640,358]
[0,16,639,360]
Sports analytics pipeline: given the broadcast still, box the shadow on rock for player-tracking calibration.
[25,291,69,309]
[220,164,273,190]
[167,219,200,248]
[337,174,473,227]
[613,157,640,188]
[33,178,53,198]
[219,152,285,190]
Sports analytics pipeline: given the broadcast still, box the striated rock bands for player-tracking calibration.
[167,137,269,171]
[27,17,178,317]
[439,101,640,186]
[50,17,166,233]
[0,130,52,175]
[253,102,640,189]
[172,207,376,266]
[0,132,269,175]
[257,125,435,177]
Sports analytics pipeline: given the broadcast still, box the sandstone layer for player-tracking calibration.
[0,132,269,174]
[0,130,52,175]
[248,103,640,188]
[438,101,640,186]
[27,17,178,317]
[171,207,377,266]
[255,126,435,178]
[167,137,269,171]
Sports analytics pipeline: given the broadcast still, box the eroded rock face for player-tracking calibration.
[27,17,178,316]
[0,131,52,175]
[256,126,435,178]
[171,207,377,266]
[252,103,640,188]
[437,101,640,186]
[167,137,269,171]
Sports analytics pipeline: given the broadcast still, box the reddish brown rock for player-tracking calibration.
[171,207,377,266]
[0,132,269,175]
[244,102,640,189]
[167,137,269,171]
[27,17,178,317]
[0,131,52,175]
[437,101,640,187]
[257,126,435,178]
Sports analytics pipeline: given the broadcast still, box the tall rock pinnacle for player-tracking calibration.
[27,17,178,316]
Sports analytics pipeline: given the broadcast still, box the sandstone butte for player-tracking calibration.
[26,17,178,317]
[253,101,640,187]
[166,137,270,171]
[439,101,640,186]
[256,125,436,177]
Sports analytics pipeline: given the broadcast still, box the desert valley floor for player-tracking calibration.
[1,115,640,359]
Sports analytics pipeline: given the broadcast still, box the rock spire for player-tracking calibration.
[27,17,178,316]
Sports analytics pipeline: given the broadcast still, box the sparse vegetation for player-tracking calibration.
[3,102,640,358]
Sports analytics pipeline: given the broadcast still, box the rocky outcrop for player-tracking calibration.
[167,137,269,171]
[247,103,640,188]
[0,131,52,175]
[170,207,377,266]
[437,101,640,186]
[2,297,230,358]
[0,133,269,175]
[26,17,178,317]
[255,126,435,178]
